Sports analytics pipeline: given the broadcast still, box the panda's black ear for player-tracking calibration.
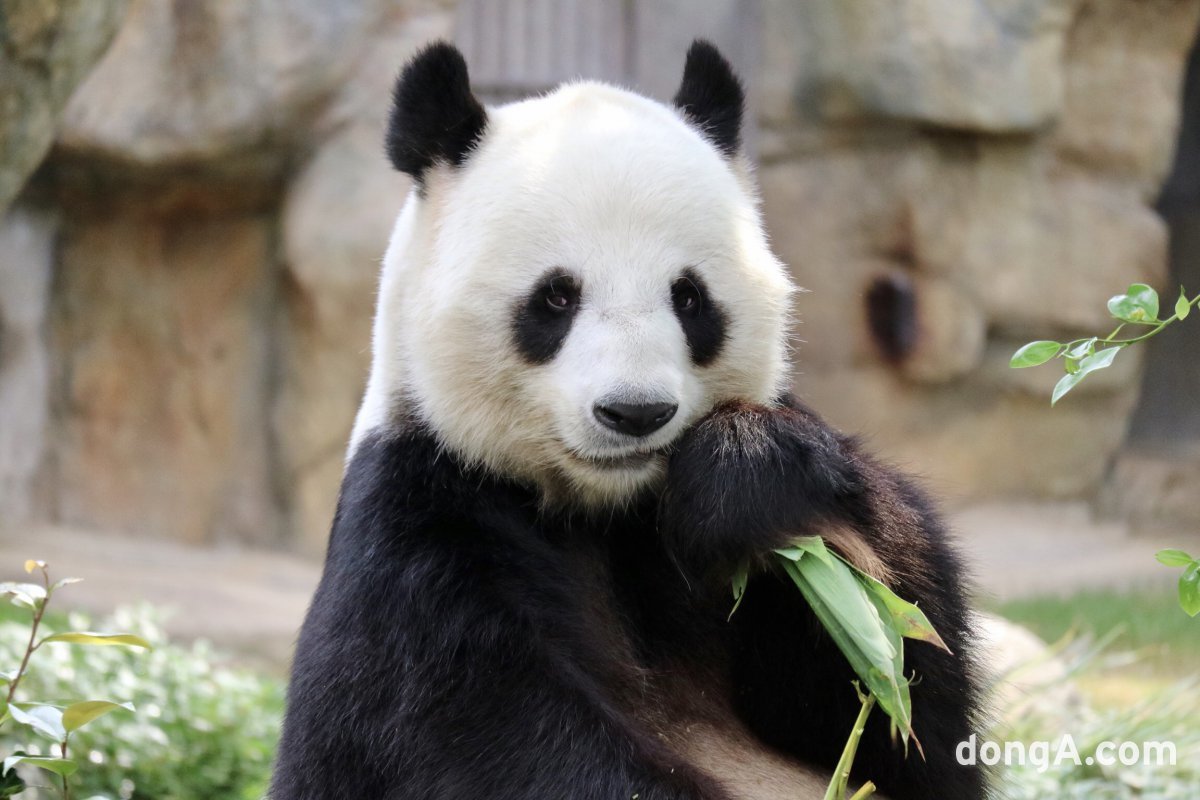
[672,39,744,158]
[385,42,488,183]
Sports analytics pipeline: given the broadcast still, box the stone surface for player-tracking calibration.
[899,273,987,384]
[975,613,1089,729]
[1100,450,1200,534]
[275,5,452,555]
[0,207,56,521]
[276,124,405,555]
[0,0,127,212]
[0,0,1194,549]
[760,151,910,371]
[796,361,1140,502]
[906,140,1169,333]
[50,205,281,546]
[759,0,1192,505]
[57,0,386,165]
[1054,0,1200,194]
[764,0,1078,132]
[0,524,319,670]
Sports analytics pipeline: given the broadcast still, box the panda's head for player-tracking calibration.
[353,40,794,507]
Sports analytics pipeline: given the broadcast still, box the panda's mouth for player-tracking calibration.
[565,447,667,471]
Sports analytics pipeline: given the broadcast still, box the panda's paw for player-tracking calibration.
[659,401,861,578]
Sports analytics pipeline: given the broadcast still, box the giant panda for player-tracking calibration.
[271,40,985,800]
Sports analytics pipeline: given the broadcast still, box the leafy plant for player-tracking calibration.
[1154,550,1200,618]
[0,606,283,800]
[732,537,948,799]
[0,561,150,799]
[990,631,1200,800]
[1010,284,1198,405]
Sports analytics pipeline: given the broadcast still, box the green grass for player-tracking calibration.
[997,587,1198,656]
[989,588,1200,798]
[995,587,1199,705]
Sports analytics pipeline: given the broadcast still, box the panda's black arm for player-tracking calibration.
[270,432,731,800]
[659,399,986,799]
[658,398,862,581]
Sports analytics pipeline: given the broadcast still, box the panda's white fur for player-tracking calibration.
[351,80,794,508]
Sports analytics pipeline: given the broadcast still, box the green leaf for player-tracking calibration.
[8,703,65,742]
[1156,549,1196,567]
[773,546,806,562]
[1009,340,1061,368]
[62,700,134,733]
[1051,348,1120,405]
[729,562,749,620]
[1176,289,1191,321]
[0,767,24,797]
[1179,563,1200,617]
[1051,372,1084,406]
[1107,283,1160,323]
[38,632,151,650]
[2,754,77,778]
[785,536,837,565]
[50,577,82,593]
[1066,338,1097,360]
[775,541,914,742]
[0,582,45,612]
[855,572,951,653]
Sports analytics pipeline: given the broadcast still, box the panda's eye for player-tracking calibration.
[671,277,703,317]
[540,275,580,314]
[545,291,573,312]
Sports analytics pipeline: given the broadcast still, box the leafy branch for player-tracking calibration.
[732,538,949,798]
[1010,284,1198,405]
[0,560,151,799]
[1012,282,1200,619]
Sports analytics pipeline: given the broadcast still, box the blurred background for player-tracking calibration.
[2,2,1200,797]
[2,0,1199,630]
[3,0,1200,556]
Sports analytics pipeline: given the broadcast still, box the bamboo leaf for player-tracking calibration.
[729,561,749,620]
[856,572,951,653]
[777,543,914,741]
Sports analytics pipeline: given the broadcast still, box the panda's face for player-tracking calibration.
[355,44,794,507]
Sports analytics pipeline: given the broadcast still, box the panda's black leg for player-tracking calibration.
[659,400,986,799]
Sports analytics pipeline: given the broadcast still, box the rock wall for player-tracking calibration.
[0,0,128,214]
[761,0,1199,502]
[1,0,1196,552]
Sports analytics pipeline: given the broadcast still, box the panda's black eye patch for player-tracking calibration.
[672,270,726,366]
[513,271,581,364]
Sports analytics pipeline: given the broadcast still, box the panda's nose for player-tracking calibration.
[593,401,678,437]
